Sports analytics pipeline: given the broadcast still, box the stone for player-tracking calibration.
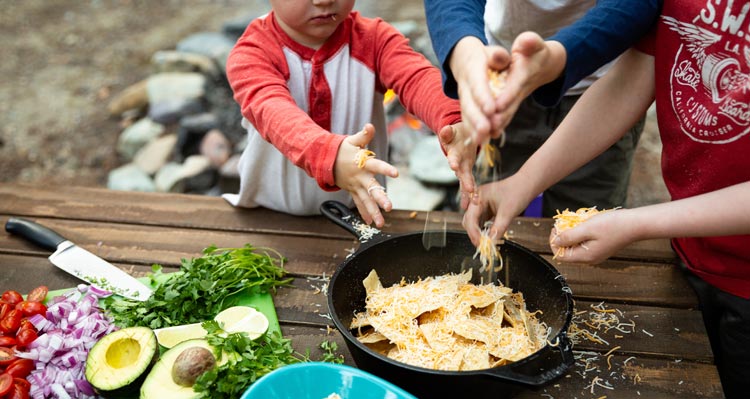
[176,32,236,72]
[147,72,206,104]
[148,98,205,125]
[199,129,232,167]
[386,169,446,211]
[107,163,156,192]
[154,162,184,192]
[408,135,458,185]
[133,133,178,175]
[107,78,149,116]
[222,14,259,40]
[151,50,219,78]
[117,118,165,160]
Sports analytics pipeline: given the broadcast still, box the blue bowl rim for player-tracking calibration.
[241,362,418,399]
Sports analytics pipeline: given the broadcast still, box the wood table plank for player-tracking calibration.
[281,326,723,399]
[0,183,676,261]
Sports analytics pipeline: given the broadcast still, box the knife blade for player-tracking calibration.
[5,217,152,301]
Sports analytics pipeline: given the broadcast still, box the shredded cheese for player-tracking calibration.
[551,207,617,258]
[352,269,547,371]
[473,224,502,274]
[354,148,376,169]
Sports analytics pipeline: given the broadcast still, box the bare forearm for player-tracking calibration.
[515,49,654,197]
[624,182,750,241]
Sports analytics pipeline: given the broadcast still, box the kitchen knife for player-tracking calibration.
[4,217,152,301]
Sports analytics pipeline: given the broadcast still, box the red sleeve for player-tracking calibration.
[226,17,344,191]
[355,18,462,135]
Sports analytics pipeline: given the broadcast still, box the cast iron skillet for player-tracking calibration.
[322,201,574,399]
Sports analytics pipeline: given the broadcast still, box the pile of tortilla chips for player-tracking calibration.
[351,269,548,371]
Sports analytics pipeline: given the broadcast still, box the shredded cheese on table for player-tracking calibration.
[354,148,376,169]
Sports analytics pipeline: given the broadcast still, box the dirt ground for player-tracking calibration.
[0,1,669,207]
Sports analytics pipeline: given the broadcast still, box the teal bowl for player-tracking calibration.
[241,362,417,399]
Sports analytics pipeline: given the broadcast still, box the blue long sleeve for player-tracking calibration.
[424,0,662,104]
[535,0,662,106]
[424,0,487,99]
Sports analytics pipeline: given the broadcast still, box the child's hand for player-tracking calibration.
[334,123,399,228]
[462,174,537,247]
[438,122,479,209]
[492,32,566,133]
[450,37,510,145]
[549,209,634,264]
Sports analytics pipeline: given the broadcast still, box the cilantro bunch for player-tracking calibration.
[194,321,344,398]
[104,244,292,328]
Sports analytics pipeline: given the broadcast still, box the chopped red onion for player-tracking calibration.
[17,287,118,398]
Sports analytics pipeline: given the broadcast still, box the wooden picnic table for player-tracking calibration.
[0,183,723,398]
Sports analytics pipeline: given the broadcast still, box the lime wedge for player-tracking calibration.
[154,306,269,348]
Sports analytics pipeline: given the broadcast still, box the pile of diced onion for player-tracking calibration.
[17,284,117,399]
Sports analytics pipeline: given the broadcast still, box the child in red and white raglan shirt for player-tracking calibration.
[223,0,476,228]
[462,1,750,396]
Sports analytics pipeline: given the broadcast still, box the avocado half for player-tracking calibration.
[140,339,225,399]
[85,326,159,398]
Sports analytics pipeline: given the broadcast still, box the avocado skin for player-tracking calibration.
[85,326,159,398]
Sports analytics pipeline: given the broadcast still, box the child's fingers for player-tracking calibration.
[351,195,374,226]
[365,159,399,178]
[346,123,376,148]
[365,178,393,213]
[438,124,456,146]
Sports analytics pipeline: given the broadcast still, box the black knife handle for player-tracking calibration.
[5,217,67,252]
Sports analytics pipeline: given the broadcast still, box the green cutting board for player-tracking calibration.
[45,275,281,336]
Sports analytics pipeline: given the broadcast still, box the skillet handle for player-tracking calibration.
[320,201,387,242]
[482,334,574,387]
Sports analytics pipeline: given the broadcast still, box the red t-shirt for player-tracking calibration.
[641,1,750,298]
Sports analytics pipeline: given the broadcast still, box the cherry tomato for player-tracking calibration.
[0,373,12,396]
[14,329,36,349]
[5,359,33,379]
[25,286,48,303]
[7,383,29,399]
[0,310,21,335]
[0,336,17,347]
[0,303,10,321]
[1,292,22,306]
[17,320,34,333]
[12,378,30,392]
[14,302,46,318]
[0,347,16,366]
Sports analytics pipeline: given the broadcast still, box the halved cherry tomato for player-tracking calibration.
[0,347,16,366]
[0,373,12,396]
[0,310,21,335]
[5,359,33,379]
[12,378,30,392]
[1,292,22,306]
[0,303,11,321]
[0,336,17,347]
[7,383,29,399]
[14,329,36,349]
[14,302,46,318]
[25,286,48,303]
[17,320,34,333]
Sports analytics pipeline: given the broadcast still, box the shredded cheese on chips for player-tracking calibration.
[351,269,547,371]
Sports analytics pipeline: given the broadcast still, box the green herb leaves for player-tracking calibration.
[193,322,343,398]
[104,245,292,329]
